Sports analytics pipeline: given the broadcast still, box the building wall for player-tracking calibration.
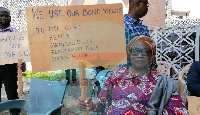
[141,0,166,28]
[0,0,68,32]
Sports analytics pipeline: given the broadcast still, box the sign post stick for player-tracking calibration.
[79,62,89,115]
[18,59,23,93]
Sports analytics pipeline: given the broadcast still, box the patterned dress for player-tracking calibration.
[97,67,188,115]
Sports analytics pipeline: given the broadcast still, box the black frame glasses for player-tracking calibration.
[130,49,152,56]
[137,1,150,7]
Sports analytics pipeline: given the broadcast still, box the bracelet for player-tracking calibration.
[93,103,98,112]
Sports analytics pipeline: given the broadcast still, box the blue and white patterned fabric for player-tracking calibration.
[124,14,150,47]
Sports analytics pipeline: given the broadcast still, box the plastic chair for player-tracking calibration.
[178,63,192,104]
[0,78,67,115]
[96,70,113,89]
[91,70,113,102]
[156,61,179,78]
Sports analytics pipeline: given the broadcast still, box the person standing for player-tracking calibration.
[125,0,150,46]
[65,69,76,85]
[0,7,21,115]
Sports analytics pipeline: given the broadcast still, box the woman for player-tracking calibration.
[78,36,188,115]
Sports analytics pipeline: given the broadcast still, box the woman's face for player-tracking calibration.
[129,41,152,70]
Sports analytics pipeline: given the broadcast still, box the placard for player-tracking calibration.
[0,32,30,65]
[188,96,200,115]
[26,4,126,72]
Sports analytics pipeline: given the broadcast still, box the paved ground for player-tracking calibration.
[0,78,97,115]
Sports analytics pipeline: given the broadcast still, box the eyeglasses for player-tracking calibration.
[130,49,152,56]
[137,1,150,7]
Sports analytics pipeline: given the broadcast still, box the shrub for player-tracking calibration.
[22,71,66,81]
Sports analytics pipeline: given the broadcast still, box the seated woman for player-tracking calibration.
[78,36,188,115]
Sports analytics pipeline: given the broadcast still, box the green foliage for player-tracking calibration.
[50,72,66,81]
[22,71,66,81]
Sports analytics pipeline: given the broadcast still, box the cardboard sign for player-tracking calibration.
[188,96,200,115]
[0,32,30,65]
[26,4,127,72]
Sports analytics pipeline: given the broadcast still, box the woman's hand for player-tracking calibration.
[78,97,93,111]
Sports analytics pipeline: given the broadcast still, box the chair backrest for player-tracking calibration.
[156,61,179,78]
[178,63,192,104]
[86,68,96,79]
[27,78,67,114]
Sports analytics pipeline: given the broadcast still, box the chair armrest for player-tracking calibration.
[0,99,27,112]
[45,104,63,115]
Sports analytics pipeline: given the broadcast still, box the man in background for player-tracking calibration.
[65,69,76,85]
[125,0,150,43]
[0,7,25,115]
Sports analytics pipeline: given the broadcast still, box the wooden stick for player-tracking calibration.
[18,59,23,93]
[79,62,89,115]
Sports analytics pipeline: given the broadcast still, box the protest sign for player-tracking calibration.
[188,96,200,115]
[0,32,30,65]
[26,4,126,72]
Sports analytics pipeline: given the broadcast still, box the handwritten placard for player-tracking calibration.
[188,96,200,115]
[26,4,127,72]
[0,32,30,65]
